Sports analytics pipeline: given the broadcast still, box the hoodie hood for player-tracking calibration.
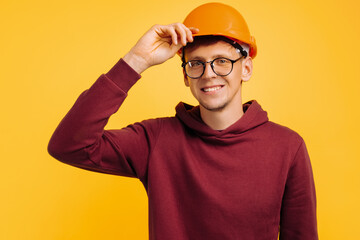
[175,100,268,141]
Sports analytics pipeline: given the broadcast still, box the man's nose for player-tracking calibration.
[202,62,217,79]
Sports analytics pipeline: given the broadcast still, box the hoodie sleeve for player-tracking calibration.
[279,140,318,240]
[47,58,157,180]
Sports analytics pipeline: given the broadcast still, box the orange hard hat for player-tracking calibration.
[182,3,257,58]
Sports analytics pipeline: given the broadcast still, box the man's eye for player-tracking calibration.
[215,58,230,65]
[188,61,203,68]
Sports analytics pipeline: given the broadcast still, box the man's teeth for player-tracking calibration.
[203,86,222,92]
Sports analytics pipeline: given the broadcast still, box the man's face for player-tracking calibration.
[183,41,250,112]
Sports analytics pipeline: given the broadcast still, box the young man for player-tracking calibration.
[48,3,318,239]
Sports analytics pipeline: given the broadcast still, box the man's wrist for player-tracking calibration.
[123,51,149,74]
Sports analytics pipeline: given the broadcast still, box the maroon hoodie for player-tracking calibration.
[48,59,318,240]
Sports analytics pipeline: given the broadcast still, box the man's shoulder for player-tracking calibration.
[131,115,183,132]
[138,115,180,126]
[260,120,305,145]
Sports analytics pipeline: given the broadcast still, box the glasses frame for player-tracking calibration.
[181,56,244,79]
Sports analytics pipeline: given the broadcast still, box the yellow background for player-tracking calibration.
[1,0,359,239]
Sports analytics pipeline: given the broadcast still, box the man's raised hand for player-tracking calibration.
[123,23,199,74]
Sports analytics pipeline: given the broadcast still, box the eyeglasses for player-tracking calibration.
[181,56,243,79]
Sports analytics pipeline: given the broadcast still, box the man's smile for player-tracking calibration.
[201,85,224,94]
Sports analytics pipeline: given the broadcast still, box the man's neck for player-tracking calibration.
[199,103,244,131]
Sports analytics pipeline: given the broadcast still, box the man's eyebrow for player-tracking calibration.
[188,54,233,61]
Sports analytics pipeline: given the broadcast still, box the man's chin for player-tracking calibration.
[200,102,227,112]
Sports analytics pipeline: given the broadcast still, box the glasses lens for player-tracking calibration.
[212,58,233,76]
[185,60,204,78]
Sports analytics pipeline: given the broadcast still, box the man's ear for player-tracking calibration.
[241,57,253,82]
[183,69,190,87]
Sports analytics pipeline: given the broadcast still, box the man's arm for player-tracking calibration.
[279,140,318,239]
[47,24,198,178]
